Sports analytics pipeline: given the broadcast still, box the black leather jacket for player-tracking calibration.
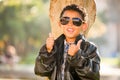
[34,34,100,80]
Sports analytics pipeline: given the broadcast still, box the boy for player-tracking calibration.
[35,4,100,80]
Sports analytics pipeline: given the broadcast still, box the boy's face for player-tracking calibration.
[59,10,87,40]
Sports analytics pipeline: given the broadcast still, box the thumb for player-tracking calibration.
[77,39,82,48]
[49,33,54,38]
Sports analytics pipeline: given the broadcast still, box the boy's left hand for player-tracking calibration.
[68,40,82,56]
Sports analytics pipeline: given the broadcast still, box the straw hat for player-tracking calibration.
[49,0,96,39]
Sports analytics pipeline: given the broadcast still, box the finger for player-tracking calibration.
[49,33,54,38]
[46,38,54,43]
[77,39,82,48]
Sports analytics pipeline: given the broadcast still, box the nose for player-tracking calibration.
[68,19,73,26]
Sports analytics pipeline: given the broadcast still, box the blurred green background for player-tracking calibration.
[0,0,50,64]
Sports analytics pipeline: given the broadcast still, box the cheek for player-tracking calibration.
[75,27,82,33]
[60,26,66,33]
[74,28,83,35]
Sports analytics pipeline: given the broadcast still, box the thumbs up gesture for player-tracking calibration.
[68,40,82,56]
[46,33,54,53]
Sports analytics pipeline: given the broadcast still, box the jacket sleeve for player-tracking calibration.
[34,44,57,76]
[67,42,100,80]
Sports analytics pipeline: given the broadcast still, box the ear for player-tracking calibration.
[82,23,88,31]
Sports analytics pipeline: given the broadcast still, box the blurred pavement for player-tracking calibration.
[0,64,120,80]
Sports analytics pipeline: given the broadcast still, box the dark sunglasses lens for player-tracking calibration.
[73,18,82,26]
[60,17,69,25]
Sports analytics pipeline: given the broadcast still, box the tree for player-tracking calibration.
[0,0,50,59]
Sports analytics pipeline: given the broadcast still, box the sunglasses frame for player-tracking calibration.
[60,16,84,27]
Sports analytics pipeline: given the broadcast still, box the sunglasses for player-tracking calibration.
[60,17,84,27]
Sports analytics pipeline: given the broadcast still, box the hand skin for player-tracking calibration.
[68,40,82,56]
[46,33,82,55]
[46,33,54,53]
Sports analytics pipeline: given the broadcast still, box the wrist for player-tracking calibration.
[47,48,52,53]
[46,46,53,53]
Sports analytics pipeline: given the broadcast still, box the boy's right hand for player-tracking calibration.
[46,33,54,53]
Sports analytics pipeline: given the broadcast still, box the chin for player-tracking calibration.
[65,33,77,38]
[67,35,75,38]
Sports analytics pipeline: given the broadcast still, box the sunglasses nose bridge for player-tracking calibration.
[67,18,74,26]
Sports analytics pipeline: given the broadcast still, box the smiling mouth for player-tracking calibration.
[67,28,74,33]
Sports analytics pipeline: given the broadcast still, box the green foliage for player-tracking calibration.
[0,0,50,62]
[20,52,37,64]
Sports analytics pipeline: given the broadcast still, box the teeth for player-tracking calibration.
[67,28,74,32]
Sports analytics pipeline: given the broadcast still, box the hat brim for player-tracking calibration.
[49,0,96,38]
